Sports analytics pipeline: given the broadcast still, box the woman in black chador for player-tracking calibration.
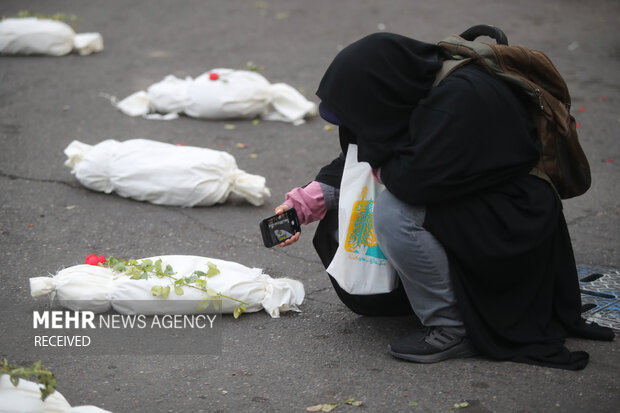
[275,32,614,370]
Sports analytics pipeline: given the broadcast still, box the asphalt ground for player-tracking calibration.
[1,1,618,412]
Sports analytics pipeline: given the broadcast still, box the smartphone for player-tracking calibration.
[260,208,301,248]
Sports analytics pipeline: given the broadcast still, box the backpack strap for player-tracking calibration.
[433,58,472,87]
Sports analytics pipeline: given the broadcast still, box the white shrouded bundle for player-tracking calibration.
[0,375,110,413]
[116,69,316,124]
[0,18,103,56]
[64,139,270,207]
[29,255,305,318]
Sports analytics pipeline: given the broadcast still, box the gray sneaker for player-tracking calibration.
[388,327,477,363]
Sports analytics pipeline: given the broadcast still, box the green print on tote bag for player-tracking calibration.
[344,186,387,260]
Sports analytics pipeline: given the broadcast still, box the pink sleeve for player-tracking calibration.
[283,181,327,225]
[372,167,383,184]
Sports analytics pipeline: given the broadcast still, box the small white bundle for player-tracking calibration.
[0,17,103,56]
[64,139,270,207]
[29,255,305,318]
[0,375,111,413]
[116,69,316,124]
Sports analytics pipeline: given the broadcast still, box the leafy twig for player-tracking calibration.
[1,10,81,29]
[101,257,248,318]
[0,359,56,401]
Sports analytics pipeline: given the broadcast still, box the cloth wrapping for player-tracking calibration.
[116,69,316,124]
[0,18,103,56]
[63,139,270,207]
[0,376,110,413]
[29,255,305,318]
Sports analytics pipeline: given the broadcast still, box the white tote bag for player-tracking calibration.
[326,144,398,294]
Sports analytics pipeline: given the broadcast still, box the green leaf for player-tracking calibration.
[197,299,211,311]
[195,279,207,288]
[409,401,419,406]
[453,401,469,409]
[112,262,126,272]
[126,266,140,277]
[206,262,220,277]
[162,286,170,298]
[164,264,174,275]
[150,286,163,296]
[213,299,220,311]
[185,274,199,283]
[142,259,153,266]
[233,306,244,319]
[343,398,363,407]
[128,259,139,265]
[140,271,149,280]
[175,278,185,285]
[206,288,218,297]
[193,270,206,278]
[174,286,184,296]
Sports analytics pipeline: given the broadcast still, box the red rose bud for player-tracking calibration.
[209,72,219,81]
[85,254,106,266]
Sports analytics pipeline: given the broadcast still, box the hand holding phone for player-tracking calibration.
[260,207,301,248]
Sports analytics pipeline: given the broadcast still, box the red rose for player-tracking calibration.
[209,72,219,81]
[85,254,106,266]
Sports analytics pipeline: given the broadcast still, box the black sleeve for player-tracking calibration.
[315,153,345,189]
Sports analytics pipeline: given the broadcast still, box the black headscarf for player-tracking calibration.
[316,33,541,205]
[316,32,447,167]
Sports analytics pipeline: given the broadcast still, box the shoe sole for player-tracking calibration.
[387,343,477,363]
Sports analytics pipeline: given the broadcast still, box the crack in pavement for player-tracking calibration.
[567,207,620,226]
[305,286,334,297]
[1,170,324,266]
[0,170,80,189]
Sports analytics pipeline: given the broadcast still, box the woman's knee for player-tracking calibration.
[374,190,399,241]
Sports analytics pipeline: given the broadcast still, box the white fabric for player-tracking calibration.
[29,255,305,318]
[146,75,191,115]
[72,33,103,56]
[327,144,398,294]
[115,91,150,117]
[0,18,102,56]
[63,139,270,207]
[0,376,110,413]
[115,69,316,124]
[30,265,117,313]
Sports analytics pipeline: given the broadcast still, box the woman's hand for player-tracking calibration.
[274,204,301,247]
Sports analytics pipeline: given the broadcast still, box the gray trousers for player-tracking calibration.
[374,190,466,337]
